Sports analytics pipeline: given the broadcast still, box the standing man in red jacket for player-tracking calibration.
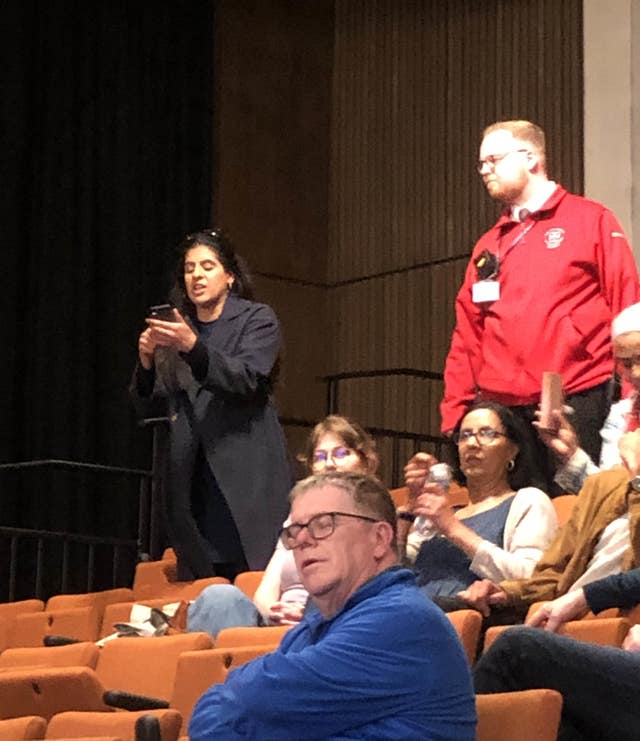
[441,120,640,491]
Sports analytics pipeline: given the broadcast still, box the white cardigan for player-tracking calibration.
[406,487,558,582]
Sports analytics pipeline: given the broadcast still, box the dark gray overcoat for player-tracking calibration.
[132,294,292,576]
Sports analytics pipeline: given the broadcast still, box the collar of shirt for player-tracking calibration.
[511,180,558,222]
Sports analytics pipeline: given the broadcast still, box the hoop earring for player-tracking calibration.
[507,459,515,471]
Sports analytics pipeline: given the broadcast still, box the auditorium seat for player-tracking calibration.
[46,709,182,741]
[232,571,265,600]
[476,689,562,741]
[0,632,212,720]
[390,483,469,510]
[0,715,47,740]
[446,609,482,664]
[39,644,275,739]
[46,589,134,613]
[132,569,229,601]
[483,616,632,654]
[214,624,291,649]
[8,607,102,648]
[551,494,577,527]
[170,644,278,736]
[0,600,45,621]
[0,642,100,671]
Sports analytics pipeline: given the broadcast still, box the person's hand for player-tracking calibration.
[146,308,197,354]
[622,624,640,652]
[138,328,157,369]
[457,579,506,617]
[267,600,304,625]
[414,483,455,534]
[404,452,438,503]
[533,408,579,463]
[526,589,588,631]
[618,430,640,478]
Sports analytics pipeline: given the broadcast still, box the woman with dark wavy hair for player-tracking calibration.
[401,400,557,607]
[131,229,291,581]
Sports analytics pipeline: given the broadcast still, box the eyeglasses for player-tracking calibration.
[312,446,354,465]
[618,355,640,371]
[454,428,508,445]
[280,511,380,550]
[477,149,529,173]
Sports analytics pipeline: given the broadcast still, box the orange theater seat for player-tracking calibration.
[0,716,47,740]
[476,689,562,741]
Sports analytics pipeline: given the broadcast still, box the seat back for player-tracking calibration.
[132,562,179,600]
[8,608,102,648]
[233,571,265,600]
[99,600,176,640]
[476,689,562,741]
[0,666,109,720]
[390,484,469,509]
[214,625,291,648]
[95,632,213,702]
[446,609,482,664]
[0,600,45,621]
[551,494,578,527]
[0,715,47,740]
[483,617,631,655]
[170,644,277,735]
[46,588,134,613]
[46,708,182,741]
[133,572,228,602]
[0,642,100,671]
[389,486,409,508]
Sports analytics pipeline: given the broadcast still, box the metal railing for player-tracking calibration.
[0,459,150,601]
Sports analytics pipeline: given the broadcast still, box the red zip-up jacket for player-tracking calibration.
[441,186,640,432]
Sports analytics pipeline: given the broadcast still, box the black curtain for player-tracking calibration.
[0,1,214,597]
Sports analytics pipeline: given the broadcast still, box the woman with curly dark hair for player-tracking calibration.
[131,229,291,581]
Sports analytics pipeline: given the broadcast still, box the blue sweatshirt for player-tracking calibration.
[189,567,476,740]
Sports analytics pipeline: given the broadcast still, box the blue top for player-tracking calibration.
[415,496,514,597]
[189,567,476,740]
[584,566,640,614]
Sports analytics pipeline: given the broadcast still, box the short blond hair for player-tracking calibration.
[482,120,547,172]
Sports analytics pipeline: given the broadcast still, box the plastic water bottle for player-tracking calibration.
[413,462,452,536]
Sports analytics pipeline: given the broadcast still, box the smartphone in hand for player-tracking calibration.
[147,303,178,322]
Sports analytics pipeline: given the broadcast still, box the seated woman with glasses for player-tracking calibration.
[400,401,557,609]
[186,415,379,638]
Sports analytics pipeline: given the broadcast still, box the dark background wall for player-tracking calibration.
[0,0,583,596]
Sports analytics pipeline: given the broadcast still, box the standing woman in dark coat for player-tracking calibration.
[131,229,292,581]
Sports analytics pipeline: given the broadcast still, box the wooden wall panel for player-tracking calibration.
[327,0,583,437]
[213,0,583,445]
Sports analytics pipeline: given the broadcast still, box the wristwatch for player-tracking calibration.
[629,476,640,493]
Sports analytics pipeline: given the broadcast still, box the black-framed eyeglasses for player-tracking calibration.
[454,428,508,446]
[280,511,381,550]
[477,148,529,173]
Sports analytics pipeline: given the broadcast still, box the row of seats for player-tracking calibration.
[0,621,563,741]
[0,489,624,741]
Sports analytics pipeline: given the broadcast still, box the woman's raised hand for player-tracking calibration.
[138,328,157,369]
[404,452,438,502]
[146,308,198,354]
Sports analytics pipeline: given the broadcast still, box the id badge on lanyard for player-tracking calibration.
[472,280,500,303]
[471,221,534,305]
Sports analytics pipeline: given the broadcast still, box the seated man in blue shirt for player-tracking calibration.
[474,567,640,741]
[189,471,476,741]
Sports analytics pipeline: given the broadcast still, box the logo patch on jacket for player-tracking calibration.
[544,227,565,249]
